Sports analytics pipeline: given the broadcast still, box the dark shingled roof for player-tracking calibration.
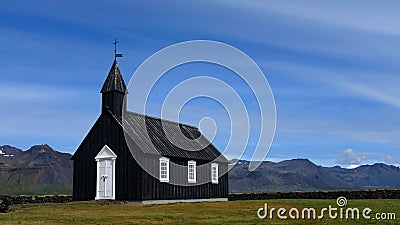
[122,111,227,162]
[100,60,127,93]
[96,60,226,162]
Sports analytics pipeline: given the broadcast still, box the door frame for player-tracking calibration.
[95,145,117,200]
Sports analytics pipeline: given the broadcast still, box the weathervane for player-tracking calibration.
[113,38,123,60]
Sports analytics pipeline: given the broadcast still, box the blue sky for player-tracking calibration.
[1,0,399,167]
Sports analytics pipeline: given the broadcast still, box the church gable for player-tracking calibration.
[71,110,121,160]
[95,145,117,159]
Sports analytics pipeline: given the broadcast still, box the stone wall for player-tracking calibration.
[1,189,399,212]
[229,189,400,201]
[0,195,73,212]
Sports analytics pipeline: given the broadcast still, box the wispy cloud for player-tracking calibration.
[225,0,400,37]
[380,155,400,167]
[0,82,98,152]
[0,83,79,102]
[333,79,400,109]
[267,61,400,109]
[336,148,366,167]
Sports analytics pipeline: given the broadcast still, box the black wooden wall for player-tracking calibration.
[102,91,126,120]
[72,112,142,201]
[139,157,228,200]
[73,111,229,201]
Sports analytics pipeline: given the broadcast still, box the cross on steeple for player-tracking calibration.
[113,38,123,60]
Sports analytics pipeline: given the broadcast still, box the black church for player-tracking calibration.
[71,59,228,204]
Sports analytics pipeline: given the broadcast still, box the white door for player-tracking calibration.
[95,145,117,200]
[97,159,113,199]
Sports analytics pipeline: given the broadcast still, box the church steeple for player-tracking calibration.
[101,59,127,120]
[101,60,127,94]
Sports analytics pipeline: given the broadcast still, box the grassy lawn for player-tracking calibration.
[0,199,398,224]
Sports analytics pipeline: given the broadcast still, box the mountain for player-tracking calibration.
[229,159,400,193]
[0,144,72,195]
[1,145,400,195]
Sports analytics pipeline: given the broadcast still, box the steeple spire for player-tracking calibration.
[100,60,127,94]
[100,41,127,120]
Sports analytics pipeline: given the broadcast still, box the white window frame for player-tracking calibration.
[159,157,170,182]
[211,163,219,184]
[188,160,196,183]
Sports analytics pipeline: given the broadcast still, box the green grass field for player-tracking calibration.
[1,199,398,224]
